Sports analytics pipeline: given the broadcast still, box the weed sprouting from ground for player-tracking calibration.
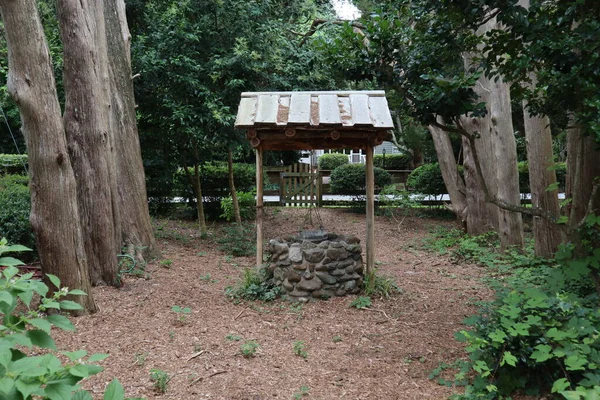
[216,223,255,257]
[225,267,281,301]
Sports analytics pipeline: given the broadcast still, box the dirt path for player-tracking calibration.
[54,208,489,399]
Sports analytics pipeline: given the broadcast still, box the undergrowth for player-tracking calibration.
[423,227,600,399]
[216,223,255,257]
[225,267,281,301]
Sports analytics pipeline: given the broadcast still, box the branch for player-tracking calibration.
[293,19,365,46]
[574,180,600,231]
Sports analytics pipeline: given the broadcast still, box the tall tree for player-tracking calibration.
[0,0,96,312]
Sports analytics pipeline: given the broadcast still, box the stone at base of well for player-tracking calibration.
[267,234,364,302]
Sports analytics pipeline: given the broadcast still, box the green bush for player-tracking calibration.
[406,163,449,195]
[225,267,281,301]
[329,164,392,195]
[518,161,566,193]
[318,153,349,170]
[0,174,34,251]
[220,190,256,221]
[373,153,412,170]
[216,223,256,257]
[0,239,134,400]
[0,154,28,175]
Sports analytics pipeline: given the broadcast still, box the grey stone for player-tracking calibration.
[312,289,335,299]
[346,235,360,244]
[349,287,361,294]
[289,246,303,263]
[276,259,291,268]
[273,268,285,281]
[344,280,357,291]
[278,254,291,263]
[303,248,325,263]
[345,264,357,274]
[296,297,310,303]
[330,241,344,248]
[317,240,330,249]
[354,259,364,272]
[321,257,333,265]
[296,277,323,292]
[282,279,294,291]
[301,240,317,249]
[352,253,362,261]
[331,268,346,276]
[290,288,310,297]
[315,271,337,285]
[269,240,289,255]
[337,258,354,268]
[287,270,301,283]
[344,244,361,254]
[338,272,361,282]
[323,283,340,290]
[315,263,329,272]
[293,263,307,271]
[335,289,347,296]
[326,248,349,260]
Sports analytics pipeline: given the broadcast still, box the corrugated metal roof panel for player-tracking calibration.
[235,91,394,130]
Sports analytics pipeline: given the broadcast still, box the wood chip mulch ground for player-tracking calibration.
[54,207,491,400]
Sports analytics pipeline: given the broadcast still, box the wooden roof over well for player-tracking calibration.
[234,91,394,151]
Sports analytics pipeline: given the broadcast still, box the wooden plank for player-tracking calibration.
[317,172,323,208]
[234,97,257,127]
[256,147,264,267]
[365,143,375,283]
[254,94,279,124]
[288,93,311,124]
[277,95,290,126]
[279,172,285,206]
[318,94,342,125]
[338,97,353,127]
[350,94,371,126]
[368,96,394,128]
[241,90,386,97]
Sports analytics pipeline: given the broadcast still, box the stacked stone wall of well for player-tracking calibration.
[267,235,364,302]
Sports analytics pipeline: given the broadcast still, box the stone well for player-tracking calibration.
[266,233,364,302]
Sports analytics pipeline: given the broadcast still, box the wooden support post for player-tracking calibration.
[317,171,323,208]
[365,142,375,286]
[256,147,264,267]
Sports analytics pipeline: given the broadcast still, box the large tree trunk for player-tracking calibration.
[461,15,524,248]
[57,0,120,286]
[566,122,600,225]
[105,0,157,261]
[227,148,242,225]
[0,0,97,312]
[428,120,468,226]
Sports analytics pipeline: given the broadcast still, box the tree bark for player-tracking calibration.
[105,0,158,261]
[428,119,468,226]
[57,0,120,286]
[0,0,97,312]
[522,91,563,257]
[227,148,242,225]
[192,143,207,236]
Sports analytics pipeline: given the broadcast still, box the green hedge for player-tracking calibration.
[330,164,392,194]
[318,153,348,170]
[406,163,448,195]
[0,154,28,175]
[518,161,566,193]
[0,174,34,250]
[373,153,412,170]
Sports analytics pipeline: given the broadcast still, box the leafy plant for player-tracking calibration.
[225,267,281,301]
[350,296,372,309]
[332,335,343,343]
[171,305,192,324]
[293,341,308,359]
[149,368,170,393]
[133,352,148,366]
[226,333,243,341]
[373,153,412,170]
[318,153,349,170]
[363,270,402,299]
[0,174,35,252]
[330,164,392,197]
[216,223,256,257]
[292,385,310,399]
[0,239,137,400]
[160,259,173,268]
[220,190,256,221]
[406,163,454,196]
[240,340,259,358]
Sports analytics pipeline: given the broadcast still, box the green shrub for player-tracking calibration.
[0,174,34,251]
[329,164,392,195]
[216,223,256,257]
[373,153,412,170]
[220,190,256,221]
[518,161,566,194]
[318,153,349,170]
[0,239,134,400]
[406,163,449,195]
[225,267,281,301]
[0,154,28,175]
